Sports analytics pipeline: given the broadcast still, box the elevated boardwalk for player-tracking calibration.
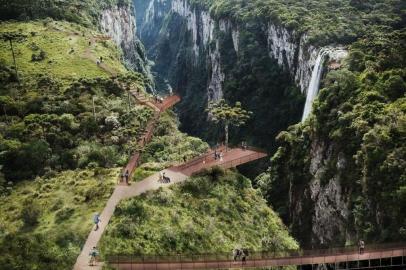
[107,243,406,270]
[73,89,266,270]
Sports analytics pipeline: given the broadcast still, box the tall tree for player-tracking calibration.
[0,32,27,84]
[207,99,252,150]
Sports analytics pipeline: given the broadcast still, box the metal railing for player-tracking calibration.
[106,242,406,268]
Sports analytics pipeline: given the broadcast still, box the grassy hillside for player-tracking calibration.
[0,20,126,85]
[100,168,298,257]
[0,20,152,183]
[0,168,117,270]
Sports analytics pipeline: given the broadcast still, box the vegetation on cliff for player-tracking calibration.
[258,28,406,244]
[100,168,298,256]
[188,0,404,45]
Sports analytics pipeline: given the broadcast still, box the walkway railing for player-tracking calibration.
[106,242,406,268]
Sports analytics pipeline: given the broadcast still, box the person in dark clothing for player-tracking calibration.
[183,156,187,163]
[124,170,129,185]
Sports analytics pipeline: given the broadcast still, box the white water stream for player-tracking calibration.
[301,48,330,122]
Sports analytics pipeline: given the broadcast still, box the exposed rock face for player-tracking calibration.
[100,5,151,80]
[131,0,351,247]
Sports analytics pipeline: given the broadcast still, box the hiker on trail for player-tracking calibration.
[241,141,247,150]
[183,155,187,163]
[100,56,103,63]
[214,150,218,160]
[89,246,99,266]
[89,41,91,46]
[93,213,100,231]
[233,249,239,261]
[219,151,224,162]
[169,88,173,96]
[359,239,365,254]
[124,170,129,185]
[159,171,163,183]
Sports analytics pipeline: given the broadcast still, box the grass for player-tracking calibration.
[0,168,118,269]
[0,20,126,86]
[100,168,298,257]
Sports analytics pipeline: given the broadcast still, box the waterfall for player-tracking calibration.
[301,49,329,122]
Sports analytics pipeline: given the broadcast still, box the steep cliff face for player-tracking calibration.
[133,0,304,151]
[99,4,152,83]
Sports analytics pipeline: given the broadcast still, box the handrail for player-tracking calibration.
[176,145,226,170]
[106,242,406,265]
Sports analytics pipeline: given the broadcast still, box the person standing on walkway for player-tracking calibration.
[124,170,129,185]
[219,151,224,162]
[359,239,365,254]
[93,213,101,231]
[159,171,163,183]
[89,246,99,266]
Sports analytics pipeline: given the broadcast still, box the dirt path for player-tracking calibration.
[82,37,117,76]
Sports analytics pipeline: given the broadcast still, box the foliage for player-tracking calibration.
[0,0,133,28]
[187,0,404,46]
[0,168,117,270]
[100,169,298,257]
[140,111,209,170]
[0,21,152,183]
[207,99,252,148]
[261,28,406,244]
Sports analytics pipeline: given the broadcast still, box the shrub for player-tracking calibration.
[55,207,75,223]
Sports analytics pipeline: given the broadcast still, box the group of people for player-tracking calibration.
[233,248,249,263]
[120,169,130,185]
[159,171,171,183]
[214,150,224,161]
[96,56,103,66]
[154,95,164,103]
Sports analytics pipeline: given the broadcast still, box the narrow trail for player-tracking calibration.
[83,36,117,76]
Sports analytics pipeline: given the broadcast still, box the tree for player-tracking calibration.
[0,32,27,84]
[207,99,252,150]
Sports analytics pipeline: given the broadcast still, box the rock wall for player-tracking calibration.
[99,5,152,82]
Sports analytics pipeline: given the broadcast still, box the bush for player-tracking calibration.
[55,207,75,223]
[21,199,41,227]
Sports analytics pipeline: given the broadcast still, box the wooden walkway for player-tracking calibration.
[73,147,267,270]
[73,93,180,270]
[107,243,406,270]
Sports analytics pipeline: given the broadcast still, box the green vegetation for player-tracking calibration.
[0,21,126,85]
[0,168,117,270]
[100,168,298,256]
[132,111,209,181]
[188,0,404,45]
[207,99,252,149]
[0,0,132,28]
[0,21,152,184]
[259,28,406,243]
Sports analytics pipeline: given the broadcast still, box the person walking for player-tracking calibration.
[124,170,129,185]
[89,246,99,266]
[219,151,224,162]
[359,239,365,254]
[159,171,163,183]
[93,213,101,231]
